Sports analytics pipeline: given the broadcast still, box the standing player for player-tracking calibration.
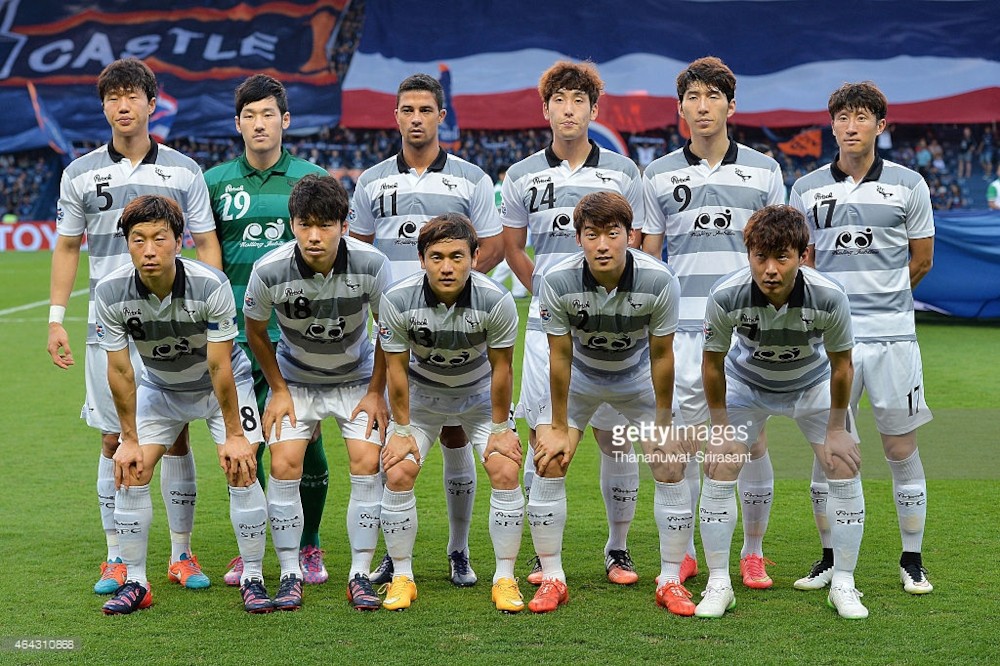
[489,165,528,297]
[94,195,269,615]
[46,57,221,594]
[243,174,391,611]
[641,56,785,590]
[204,74,333,587]
[351,73,504,586]
[790,81,935,595]
[502,61,646,586]
[377,214,525,612]
[700,204,867,619]
[530,192,694,616]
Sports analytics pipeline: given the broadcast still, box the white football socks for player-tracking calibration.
[115,484,152,586]
[888,449,926,554]
[348,473,382,578]
[381,487,418,579]
[699,478,738,587]
[684,457,701,559]
[810,456,832,549]
[526,476,567,583]
[827,475,865,589]
[442,444,476,557]
[160,452,196,563]
[229,480,267,584]
[599,446,638,555]
[489,487,524,583]
[97,454,119,560]
[654,479,692,585]
[267,476,304,580]
[739,451,773,558]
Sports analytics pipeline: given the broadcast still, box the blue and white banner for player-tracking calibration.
[342,0,1000,131]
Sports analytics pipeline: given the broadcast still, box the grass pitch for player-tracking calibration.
[0,251,997,665]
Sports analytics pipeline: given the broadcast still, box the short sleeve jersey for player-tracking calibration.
[703,266,854,393]
[349,149,501,282]
[643,141,785,331]
[378,271,518,396]
[243,237,390,387]
[204,149,328,343]
[789,155,934,342]
[94,257,251,392]
[57,141,216,343]
[988,177,1000,207]
[540,249,680,381]
[501,141,645,333]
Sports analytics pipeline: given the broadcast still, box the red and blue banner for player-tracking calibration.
[1,0,345,152]
[342,0,1000,132]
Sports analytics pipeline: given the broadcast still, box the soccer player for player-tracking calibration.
[790,81,935,595]
[94,195,269,615]
[351,73,504,587]
[641,56,785,590]
[502,61,646,586]
[700,204,867,619]
[46,57,221,595]
[377,214,525,612]
[530,191,693,616]
[489,165,528,298]
[204,74,333,587]
[243,174,391,611]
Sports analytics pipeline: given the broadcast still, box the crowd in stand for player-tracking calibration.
[3,124,998,221]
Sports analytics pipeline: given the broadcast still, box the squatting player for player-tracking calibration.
[351,73,503,587]
[531,191,693,616]
[699,204,867,619]
[94,195,269,615]
[204,74,333,587]
[641,56,786,590]
[377,214,525,612]
[502,60,646,586]
[790,81,935,595]
[47,57,221,595]
[243,175,391,611]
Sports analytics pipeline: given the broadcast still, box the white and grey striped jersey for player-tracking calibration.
[57,141,215,343]
[349,149,501,282]
[704,266,854,393]
[243,237,390,386]
[789,156,934,342]
[539,249,679,381]
[501,141,645,333]
[643,141,784,332]
[378,271,518,395]
[94,257,250,392]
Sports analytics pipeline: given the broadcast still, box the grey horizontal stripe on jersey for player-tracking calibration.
[666,232,745,256]
[846,289,912,314]
[726,356,829,393]
[87,232,126,258]
[278,345,372,383]
[571,349,650,378]
[133,320,209,342]
[814,245,908,272]
[821,203,909,229]
[383,191,473,217]
[409,358,490,389]
[755,327,825,348]
[282,322,371,355]
[654,183,771,216]
[531,231,583,258]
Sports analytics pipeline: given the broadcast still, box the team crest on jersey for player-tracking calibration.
[154,167,171,182]
[244,294,256,308]
[378,322,393,342]
[539,305,551,323]
[56,206,64,222]
[703,321,714,341]
[219,317,235,331]
[733,168,752,182]
[95,323,105,341]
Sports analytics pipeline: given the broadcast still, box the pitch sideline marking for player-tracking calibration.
[0,288,88,318]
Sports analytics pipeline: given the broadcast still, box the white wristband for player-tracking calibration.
[490,421,509,435]
[49,305,66,324]
[394,424,412,437]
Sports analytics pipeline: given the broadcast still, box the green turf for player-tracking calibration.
[1,251,998,665]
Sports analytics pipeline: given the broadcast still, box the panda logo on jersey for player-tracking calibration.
[427,349,471,367]
[305,317,348,343]
[693,208,734,234]
[152,338,192,361]
[834,228,877,256]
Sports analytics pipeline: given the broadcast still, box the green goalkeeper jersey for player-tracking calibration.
[205,149,327,342]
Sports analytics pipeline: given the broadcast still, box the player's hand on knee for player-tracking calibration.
[112,439,143,489]
[263,389,295,442]
[351,390,389,444]
[47,324,74,369]
[822,429,861,477]
[484,429,522,467]
[221,434,257,487]
[534,428,571,476]
[382,432,419,471]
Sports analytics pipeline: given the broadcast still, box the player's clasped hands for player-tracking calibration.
[382,431,420,471]
[219,434,257,487]
[262,387,296,442]
[483,428,522,466]
[112,439,144,489]
[534,426,573,475]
